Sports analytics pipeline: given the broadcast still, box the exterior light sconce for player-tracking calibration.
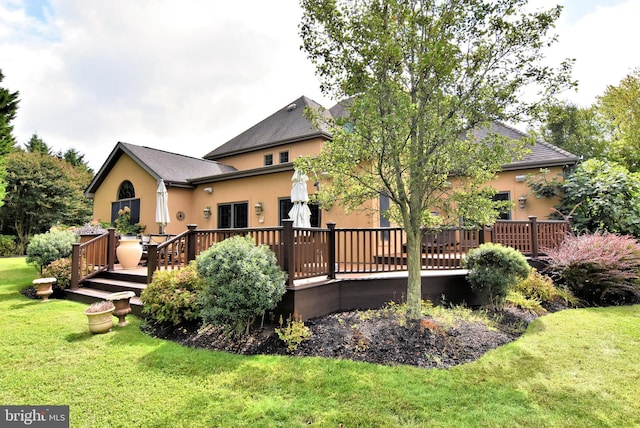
[518,195,527,209]
[254,202,263,216]
[203,206,211,219]
[515,175,527,182]
[203,187,213,194]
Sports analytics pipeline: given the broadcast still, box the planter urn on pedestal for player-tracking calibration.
[84,301,115,334]
[107,291,136,326]
[33,277,57,302]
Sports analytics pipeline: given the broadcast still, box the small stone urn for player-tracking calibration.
[33,277,57,302]
[84,301,115,334]
[106,291,136,326]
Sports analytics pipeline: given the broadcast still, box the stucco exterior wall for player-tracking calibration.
[92,155,158,232]
[91,150,566,235]
[213,138,326,170]
[486,167,564,221]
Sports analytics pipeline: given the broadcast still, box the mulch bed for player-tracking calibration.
[142,302,565,369]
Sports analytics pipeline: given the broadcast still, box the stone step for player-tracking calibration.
[65,287,144,317]
[82,277,147,296]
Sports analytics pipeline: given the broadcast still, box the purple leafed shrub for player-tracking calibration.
[544,232,640,305]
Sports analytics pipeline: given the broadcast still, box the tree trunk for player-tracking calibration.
[405,228,422,319]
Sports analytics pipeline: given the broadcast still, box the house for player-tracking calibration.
[85,95,579,233]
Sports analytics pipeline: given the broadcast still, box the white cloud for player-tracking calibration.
[0,0,638,170]
[549,0,640,106]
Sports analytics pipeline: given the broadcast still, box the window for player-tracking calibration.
[117,180,135,199]
[264,154,273,166]
[279,198,321,227]
[279,151,289,163]
[111,199,140,224]
[112,180,140,224]
[217,202,248,228]
[379,193,390,240]
[492,191,511,220]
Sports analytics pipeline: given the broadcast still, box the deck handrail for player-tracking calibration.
[71,229,114,289]
[72,218,570,288]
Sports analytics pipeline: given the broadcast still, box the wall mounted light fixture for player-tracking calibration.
[515,175,526,182]
[254,202,263,216]
[518,195,527,209]
[203,206,211,219]
[203,187,213,193]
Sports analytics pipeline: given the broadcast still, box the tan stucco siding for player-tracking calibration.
[486,167,564,220]
[214,138,326,171]
[92,155,159,231]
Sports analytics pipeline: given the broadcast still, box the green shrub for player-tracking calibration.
[464,243,531,309]
[41,258,72,290]
[505,290,546,315]
[0,235,16,256]
[513,268,559,303]
[275,315,312,352]
[141,262,205,325]
[26,229,77,273]
[196,235,287,336]
[545,232,640,306]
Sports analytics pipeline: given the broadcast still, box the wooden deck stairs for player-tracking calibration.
[65,268,147,317]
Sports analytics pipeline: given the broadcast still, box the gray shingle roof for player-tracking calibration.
[470,122,579,169]
[204,96,332,160]
[85,142,236,195]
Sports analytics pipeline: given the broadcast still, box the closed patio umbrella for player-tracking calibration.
[156,179,170,234]
[288,169,311,228]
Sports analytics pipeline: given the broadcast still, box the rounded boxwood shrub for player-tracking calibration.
[26,229,77,273]
[464,243,531,309]
[141,262,205,325]
[196,235,287,336]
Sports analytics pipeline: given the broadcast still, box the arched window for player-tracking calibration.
[112,180,140,224]
[118,180,135,200]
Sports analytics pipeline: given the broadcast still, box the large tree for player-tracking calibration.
[299,0,574,318]
[556,159,640,237]
[0,70,19,156]
[536,101,607,160]
[596,68,640,172]
[0,70,20,209]
[0,151,93,253]
[24,133,52,155]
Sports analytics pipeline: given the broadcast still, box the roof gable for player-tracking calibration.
[204,96,331,160]
[85,142,236,196]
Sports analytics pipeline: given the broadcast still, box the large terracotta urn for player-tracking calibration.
[116,236,143,269]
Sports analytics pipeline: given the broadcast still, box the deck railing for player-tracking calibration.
[71,217,571,287]
[70,229,115,288]
[491,216,570,258]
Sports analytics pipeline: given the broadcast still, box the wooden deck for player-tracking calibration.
[67,264,477,321]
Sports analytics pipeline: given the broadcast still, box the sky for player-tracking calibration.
[0,0,639,171]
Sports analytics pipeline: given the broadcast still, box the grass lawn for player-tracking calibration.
[1,257,639,427]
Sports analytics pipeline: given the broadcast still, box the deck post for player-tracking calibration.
[186,224,197,262]
[71,243,80,289]
[327,222,336,279]
[529,216,539,259]
[478,226,487,245]
[107,228,116,271]
[282,220,295,286]
[146,244,158,284]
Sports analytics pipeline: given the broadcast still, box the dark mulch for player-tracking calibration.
[143,300,567,369]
